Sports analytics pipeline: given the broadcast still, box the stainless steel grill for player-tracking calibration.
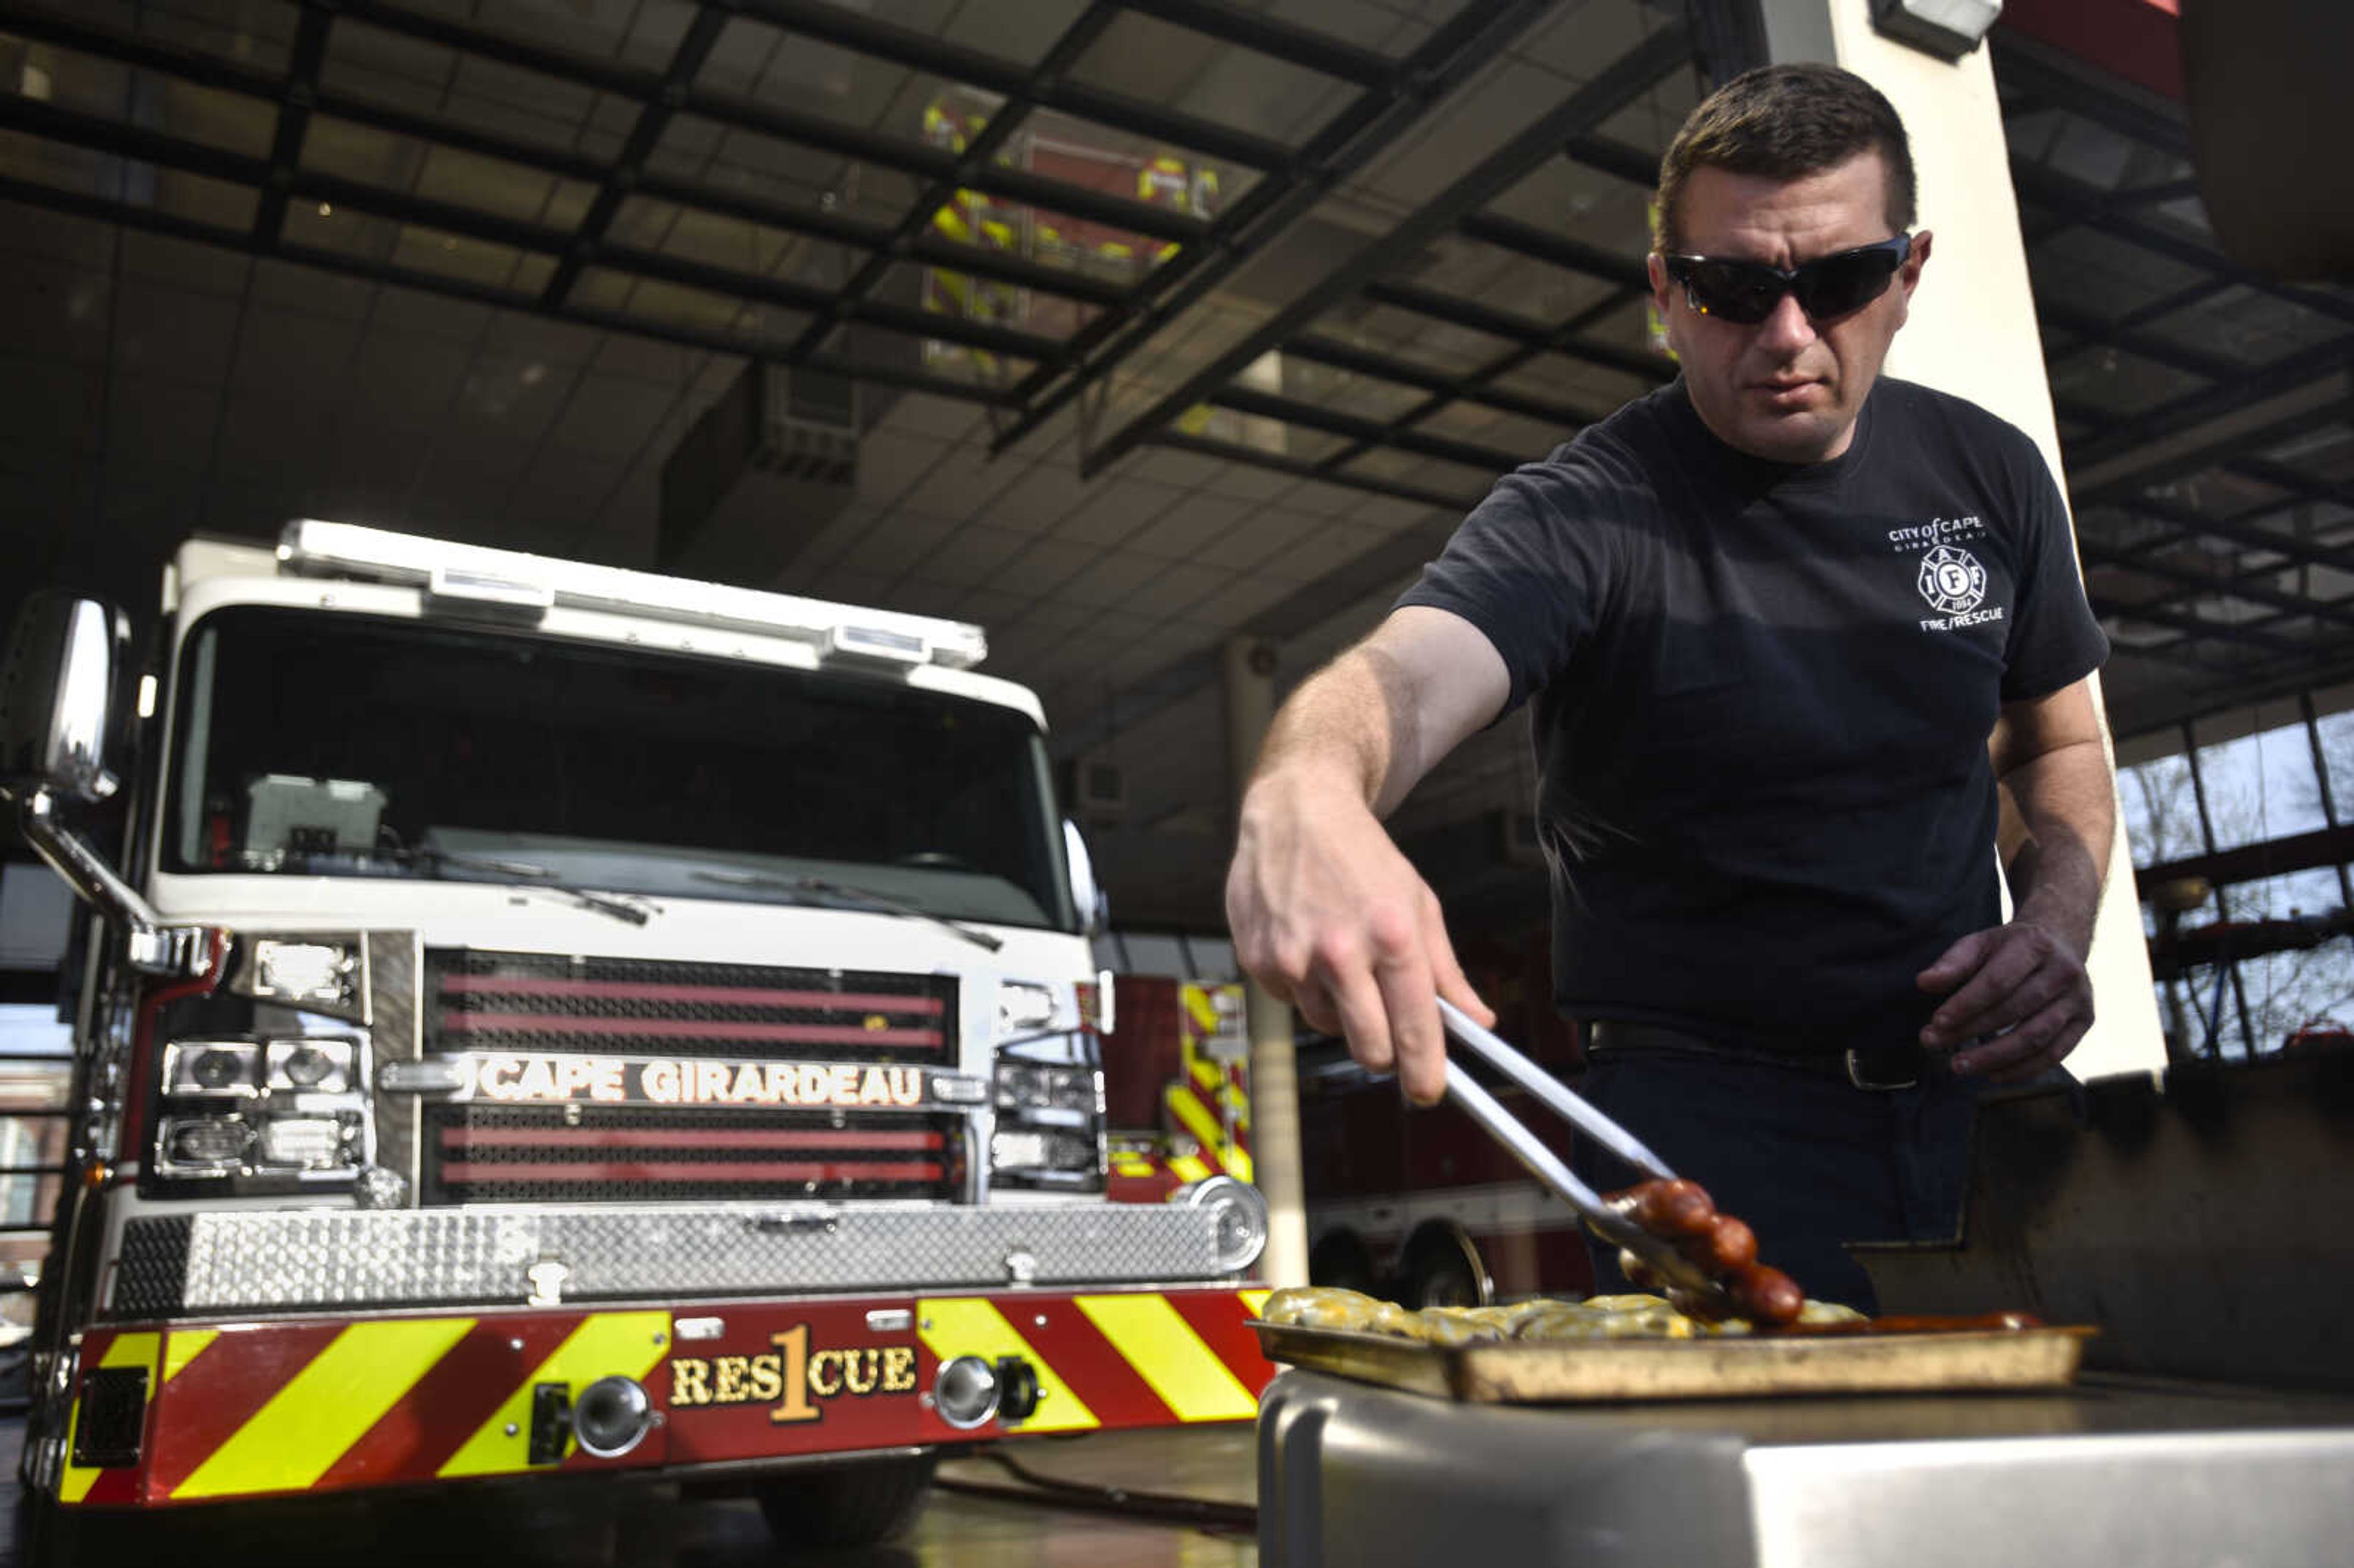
[422,950,957,1062]
[422,1103,962,1205]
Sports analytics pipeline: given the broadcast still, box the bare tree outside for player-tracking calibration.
[2119,707,2354,1059]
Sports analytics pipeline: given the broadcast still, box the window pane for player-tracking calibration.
[2189,712,2327,854]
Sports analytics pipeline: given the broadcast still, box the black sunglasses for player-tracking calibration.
[1663,234,1913,325]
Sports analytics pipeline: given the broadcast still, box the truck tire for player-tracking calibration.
[1308,1230,1379,1296]
[1399,1224,1490,1310]
[755,1452,938,1550]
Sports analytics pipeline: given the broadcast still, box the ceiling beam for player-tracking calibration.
[1282,333,1609,430]
[329,0,1214,244]
[2081,539,2354,633]
[1205,385,1524,473]
[782,1,1122,364]
[2064,338,2352,479]
[0,172,1018,410]
[251,4,332,251]
[0,90,1083,364]
[2008,158,2354,332]
[1309,284,1634,474]
[985,0,1558,455]
[539,4,726,312]
[1118,0,1395,86]
[1075,20,1695,479]
[0,1,1142,313]
[731,0,1298,167]
[1991,33,2192,161]
[2073,390,2353,506]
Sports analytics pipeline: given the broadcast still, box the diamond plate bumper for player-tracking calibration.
[110,1201,1236,1318]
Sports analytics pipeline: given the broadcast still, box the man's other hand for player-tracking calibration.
[1914,920,2093,1081]
[1227,770,1491,1105]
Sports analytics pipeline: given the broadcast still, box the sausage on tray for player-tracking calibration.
[1602,1179,1802,1327]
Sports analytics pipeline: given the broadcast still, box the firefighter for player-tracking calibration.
[1224,64,2114,1311]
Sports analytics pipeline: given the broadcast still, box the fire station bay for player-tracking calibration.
[0,1,2349,1564]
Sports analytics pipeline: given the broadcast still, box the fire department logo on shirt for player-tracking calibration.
[1916,544,1987,615]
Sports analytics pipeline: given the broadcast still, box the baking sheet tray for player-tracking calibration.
[1252,1320,2097,1403]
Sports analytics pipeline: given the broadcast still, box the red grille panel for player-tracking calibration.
[424,1105,964,1205]
[424,950,957,1062]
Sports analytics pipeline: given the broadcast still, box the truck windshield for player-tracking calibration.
[161,605,1076,932]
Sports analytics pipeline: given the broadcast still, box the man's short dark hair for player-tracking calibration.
[1653,64,1916,253]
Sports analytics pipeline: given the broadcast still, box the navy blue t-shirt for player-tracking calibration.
[1397,376,2109,1052]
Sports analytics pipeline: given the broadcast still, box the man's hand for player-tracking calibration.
[1921,677,2116,1083]
[1224,611,1509,1105]
[1914,919,2092,1081]
[1227,769,1491,1105]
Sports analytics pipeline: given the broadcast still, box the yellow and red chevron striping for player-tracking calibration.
[69,1287,1276,1509]
[313,1318,584,1491]
[142,1323,343,1497]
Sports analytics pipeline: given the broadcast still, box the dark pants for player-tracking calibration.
[1567,1048,1990,1312]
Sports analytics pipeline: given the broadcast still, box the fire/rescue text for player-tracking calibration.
[471,1055,927,1108]
[670,1326,920,1424]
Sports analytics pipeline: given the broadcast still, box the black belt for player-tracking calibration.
[1584,1019,1930,1092]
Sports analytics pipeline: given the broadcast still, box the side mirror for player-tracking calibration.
[1062,818,1110,938]
[0,592,128,805]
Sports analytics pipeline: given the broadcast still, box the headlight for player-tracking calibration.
[996,980,1061,1037]
[164,1116,253,1169]
[165,1041,263,1098]
[993,1062,1098,1113]
[254,940,358,1008]
[257,1117,350,1168]
[991,1128,1098,1173]
[156,1030,371,1186]
[267,1037,356,1093]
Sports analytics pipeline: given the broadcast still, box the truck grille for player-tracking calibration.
[422,950,956,1062]
[424,1104,964,1204]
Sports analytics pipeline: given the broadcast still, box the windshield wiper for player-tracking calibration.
[395,847,655,927]
[688,867,1001,952]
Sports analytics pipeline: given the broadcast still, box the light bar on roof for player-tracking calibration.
[275,519,988,670]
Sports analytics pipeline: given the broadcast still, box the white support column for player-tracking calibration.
[1222,636,1309,1287]
[1759,0,2167,1081]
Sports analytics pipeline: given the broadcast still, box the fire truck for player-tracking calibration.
[0,520,1273,1547]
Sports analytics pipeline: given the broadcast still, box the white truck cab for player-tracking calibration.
[0,520,1267,1542]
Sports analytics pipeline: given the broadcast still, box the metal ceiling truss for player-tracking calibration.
[1078,18,1695,482]
[0,0,1569,427]
[983,0,1563,454]
[1989,32,2354,737]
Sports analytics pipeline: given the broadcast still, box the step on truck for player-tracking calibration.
[0,520,1273,1548]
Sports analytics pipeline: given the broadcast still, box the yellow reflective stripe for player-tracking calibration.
[1240,1289,1273,1317]
[1183,986,1221,1033]
[60,1333,160,1504]
[1220,1143,1254,1185]
[1112,1155,1155,1178]
[438,1311,669,1479]
[162,1330,218,1384]
[1167,1086,1227,1165]
[1168,1154,1212,1184]
[1075,1295,1257,1422]
[1190,1056,1221,1090]
[918,1298,1096,1433]
[174,1319,474,1500]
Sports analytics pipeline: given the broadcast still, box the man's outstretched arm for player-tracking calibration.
[1227,606,1510,1103]
[1916,676,2115,1080]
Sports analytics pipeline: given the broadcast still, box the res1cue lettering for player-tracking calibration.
[669,1328,920,1424]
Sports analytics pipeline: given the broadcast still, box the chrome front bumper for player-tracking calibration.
[109,1200,1233,1318]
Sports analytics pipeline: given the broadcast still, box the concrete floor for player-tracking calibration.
[0,1420,1261,1568]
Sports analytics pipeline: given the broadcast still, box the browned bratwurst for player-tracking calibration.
[1602,1179,1804,1326]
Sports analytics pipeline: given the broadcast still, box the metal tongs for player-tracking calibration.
[1438,999,1740,1320]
